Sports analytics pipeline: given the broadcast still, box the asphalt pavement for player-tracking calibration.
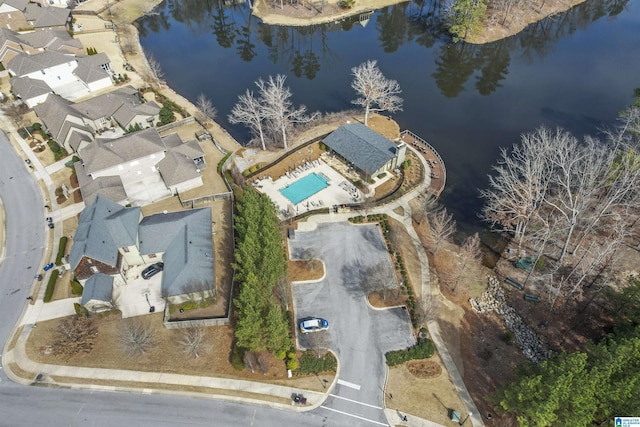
[291,222,416,426]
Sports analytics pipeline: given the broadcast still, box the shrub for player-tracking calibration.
[338,0,355,8]
[47,140,62,153]
[217,152,232,173]
[32,123,42,131]
[502,331,514,345]
[385,338,435,366]
[70,279,83,296]
[43,269,60,302]
[297,351,337,374]
[74,302,88,316]
[231,344,246,371]
[159,103,175,125]
[180,301,198,311]
[55,236,67,265]
[275,350,287,360]
[286,358,299,371]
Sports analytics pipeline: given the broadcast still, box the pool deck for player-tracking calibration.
[253,160,364,218]
[400,130,446,196]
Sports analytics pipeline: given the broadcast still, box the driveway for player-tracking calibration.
[290,222,415,426]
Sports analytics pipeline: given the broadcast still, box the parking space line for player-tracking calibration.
[329,394,382,410]
[337,379,361,390]
[320,406,388,426]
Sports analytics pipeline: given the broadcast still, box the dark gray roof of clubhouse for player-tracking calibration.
[323,123,399,175]
[81,273,113,305]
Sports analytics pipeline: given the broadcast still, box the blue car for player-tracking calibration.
[43,262,54,271]
[299,317,329,334]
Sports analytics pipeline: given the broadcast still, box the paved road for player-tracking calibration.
[0,131,46,353]
[291,222,415,426]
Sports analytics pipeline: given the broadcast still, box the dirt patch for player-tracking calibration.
[406,359,442,379]
[368,289,406,308]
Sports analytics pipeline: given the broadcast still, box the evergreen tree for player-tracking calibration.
[448,0,487,41]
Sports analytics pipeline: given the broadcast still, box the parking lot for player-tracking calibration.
[290,221,415,425]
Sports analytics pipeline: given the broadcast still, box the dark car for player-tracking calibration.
[299,317,329,334]
[142,262,164,280]
[35,274,43,281]
[48,222,54,229]
[43,262,54,271]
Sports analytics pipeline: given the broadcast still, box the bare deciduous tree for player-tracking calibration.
[275,276,291,310]
[243,351,257,373]
[414,294,438,328]
[119,318,155,357]
[351,60,403,126]
[428,208,456,255]
[195,93,217,125]
[307,330,330,357]
[258,74,317,150]
[53,316,97,358]
[300,248,319,271]
[228,89,267,150]
[179,325,207,359]
[452,233,481,292]
[413,192,440,225]
[257,352,270,375]
[143,49,164,87]
[3,102,29,128]
[363,262,397,300]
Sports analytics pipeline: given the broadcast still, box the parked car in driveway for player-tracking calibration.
[142,262,164,279]
[299,317,329,334]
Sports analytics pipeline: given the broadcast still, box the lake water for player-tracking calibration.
[138,0,640,231]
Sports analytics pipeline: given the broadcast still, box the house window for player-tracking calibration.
[148,253,157,258]
[90,266,99,273]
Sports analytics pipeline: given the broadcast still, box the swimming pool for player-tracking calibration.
[280,173,329,205]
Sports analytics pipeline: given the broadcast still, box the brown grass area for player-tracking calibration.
[386,352,467,425]
[288,259,324,282]
[368,115,400,140]
[368,290,406,308]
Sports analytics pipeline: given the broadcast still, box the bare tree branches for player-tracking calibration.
[195,93,217,125]
[179,326,207,359]
[428,208,456,255]
[452,233,481,292]
[413,192,440,225]
[363,262,397,300]
[244,350,257,373]
[53,316,97,358]
[351,60,403,126]
[228,89,267,150]
[119,318,155,357]
[143,49,164,87]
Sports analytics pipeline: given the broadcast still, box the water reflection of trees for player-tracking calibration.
[138,0,628,87]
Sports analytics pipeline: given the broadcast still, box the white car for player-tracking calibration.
[299,317,329,334]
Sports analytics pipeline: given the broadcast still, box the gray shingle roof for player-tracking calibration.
[7,50,74,76]
[323,123,399,176]
[18,29,82,52]
[74,162,127,205]
[9,76,51,100]
[1,0,28,11]
[138,208,214,298]
[24,4,70,28]
[104,206,141,248]
[72,85,139,120]
[70,195,125,271]
[81,273,113,305]
[73,61,109,84]
[157,139,204,187]
[33,93,90,141]
[79,127,166,175]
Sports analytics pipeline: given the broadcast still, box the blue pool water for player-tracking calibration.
[280,173,329,205]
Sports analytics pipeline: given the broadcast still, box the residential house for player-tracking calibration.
[33,87,161,152]
[322,123,406,180]
[0,28,83,67]
[8,50,113,106]
[70,195,215,313]
[24,3,70,29]
[81,273,114,313]
[76,128,204,206]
